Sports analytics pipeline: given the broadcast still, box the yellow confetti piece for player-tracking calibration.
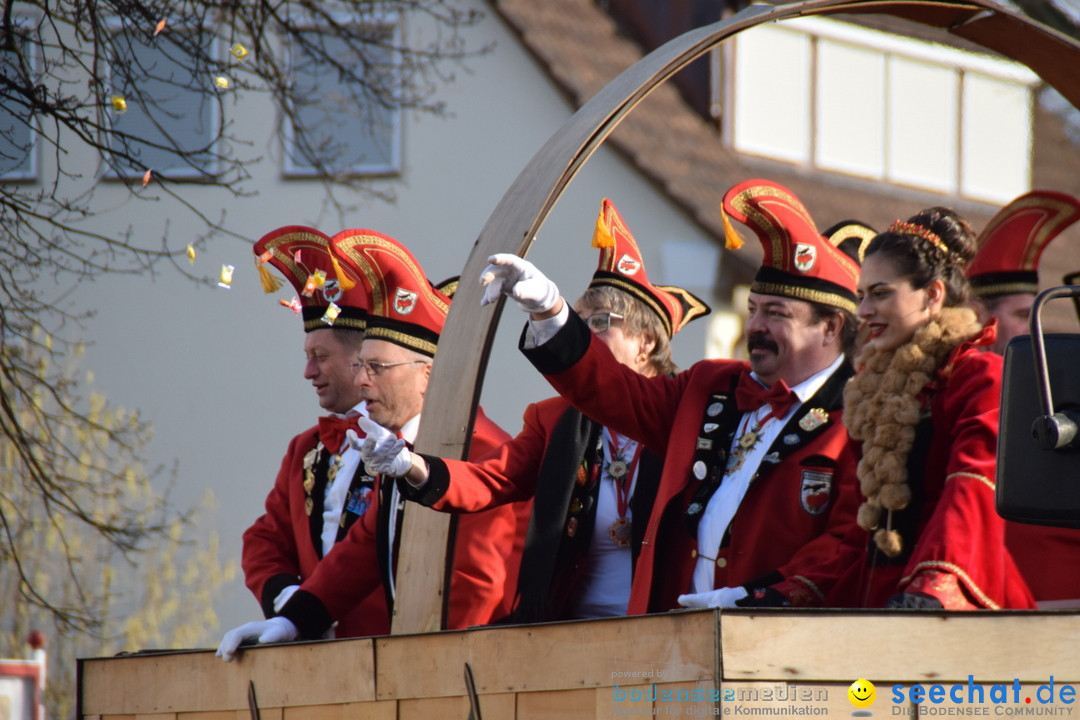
[218,264,235,289]
[154,19,166,36]
[230,43,249,61]
[214,75,230,90]
[142,169,152,186]
[313,269,327,288]
[321,302,342,325]
[186,244,196,264]
[110,95,128,113]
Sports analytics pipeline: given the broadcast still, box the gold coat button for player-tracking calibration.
[715,557,727,568]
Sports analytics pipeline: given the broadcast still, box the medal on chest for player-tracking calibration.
[303,447,322,515]
[604,431,643,549]
[608,516,632,547]
[725,418,766,475]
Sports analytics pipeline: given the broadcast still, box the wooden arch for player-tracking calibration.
[393,0,1080,634]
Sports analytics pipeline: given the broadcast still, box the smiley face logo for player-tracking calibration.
[848,678,876,708]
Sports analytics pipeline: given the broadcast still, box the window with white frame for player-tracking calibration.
[730,17,1037,204]
[0,30,37,180]
[284,23,401,177]
[106,26,220,179]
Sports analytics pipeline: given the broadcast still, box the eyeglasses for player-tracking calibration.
[584,312,625,334]
[350,359,430,377]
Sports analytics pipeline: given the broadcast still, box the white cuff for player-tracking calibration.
[524,302,570,349]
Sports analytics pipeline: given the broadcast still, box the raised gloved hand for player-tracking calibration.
[354,418,411,477]
[216,616,298,662]
[677,586,749,609]
[479,253,561,314]
[272,584,300,614]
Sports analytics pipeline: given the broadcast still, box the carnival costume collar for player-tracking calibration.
[843,306,983,557]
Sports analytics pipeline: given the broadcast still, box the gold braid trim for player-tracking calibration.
[844,306,982,557]
[972,281,1038,298]
[901,561,1000,609]
[791,575,826,603]
[946,471,995,492]
[749,280,857,314]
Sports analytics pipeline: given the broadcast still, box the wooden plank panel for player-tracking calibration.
[517,689,595,720]
[172,712,238,720]
[282,702,393,720]
[477,692,516,720]
[377,613,716,699]
[398,696,467,720]
[82,641,377,715]
[721,611,1080,682]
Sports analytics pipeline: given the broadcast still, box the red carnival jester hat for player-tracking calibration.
[589,198,711,337]
[721,180,860,314]
[253,226,369,332]
[968,190,1080,299]
[330,230,449,357]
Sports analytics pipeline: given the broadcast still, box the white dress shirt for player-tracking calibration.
[320,402,370,556]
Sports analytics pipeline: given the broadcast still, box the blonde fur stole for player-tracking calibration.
[843,306,982,557]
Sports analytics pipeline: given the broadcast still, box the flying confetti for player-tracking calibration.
[218,264,235,289]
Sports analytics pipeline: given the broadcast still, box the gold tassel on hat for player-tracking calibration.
[592,204,615,249]
[256,254,284,293]
[329,252,356,290]
[721,206,744,250]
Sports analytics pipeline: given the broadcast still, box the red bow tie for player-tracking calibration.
[317,414,361,455]
[735,374,799,419]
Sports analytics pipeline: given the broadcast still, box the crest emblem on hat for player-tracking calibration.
[393,288,418,315]
[321,279,343,304]
[616,254,641,276]
[800,469,833,515]
[794,243,816,273]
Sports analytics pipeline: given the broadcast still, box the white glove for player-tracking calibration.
[216,616,299,662]
[677,586,749,609]
[356,417,412,476]
[479,253,561,314]
[272,584,300,614]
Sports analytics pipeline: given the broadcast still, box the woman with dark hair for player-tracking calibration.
[359,199,710,621]
[766,208,1035,609]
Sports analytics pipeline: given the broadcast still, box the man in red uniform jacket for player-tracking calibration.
[239,226,388,639]
[967,190,1080,607]
[219,229,521,659]
[480,180,863,614]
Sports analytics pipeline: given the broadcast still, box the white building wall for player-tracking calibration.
[59,3,719,632]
